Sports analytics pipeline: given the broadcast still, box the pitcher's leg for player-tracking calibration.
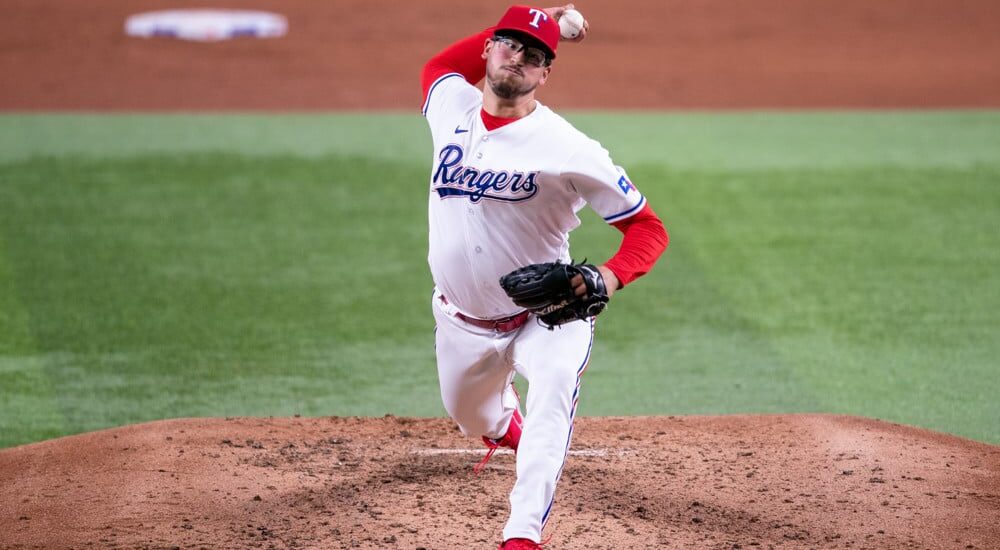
[502,319,595,541]
[432,297,518,439]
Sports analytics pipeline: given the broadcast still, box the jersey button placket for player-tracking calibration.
[477,135,488,158]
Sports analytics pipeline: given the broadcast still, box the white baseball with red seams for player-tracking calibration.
[558,8,585,39]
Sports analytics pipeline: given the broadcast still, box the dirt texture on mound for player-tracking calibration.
[2,0,1000,110]
[2,415,998,549]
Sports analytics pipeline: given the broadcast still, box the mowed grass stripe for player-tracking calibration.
[4,111,1000,169]
[620,166,1000,437]
[0,153,441,446]
[572,162,1000,441]
[0,234,70,443]
[1,113,998,447]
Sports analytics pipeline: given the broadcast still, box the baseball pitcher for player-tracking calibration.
[421,4,669,548]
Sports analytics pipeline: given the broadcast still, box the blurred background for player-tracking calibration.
[4,0,1000,109]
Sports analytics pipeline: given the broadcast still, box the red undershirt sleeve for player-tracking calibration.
[604,204,669,287]
[421,28,495,103]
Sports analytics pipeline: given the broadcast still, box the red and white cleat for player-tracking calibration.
[499,537,544,549]
[474,406,522,474]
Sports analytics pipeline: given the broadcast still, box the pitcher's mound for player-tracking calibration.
[2,414,997,549]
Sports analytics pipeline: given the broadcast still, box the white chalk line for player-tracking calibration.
[412,448,616,457]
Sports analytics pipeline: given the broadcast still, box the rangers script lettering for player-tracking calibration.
[432,144,540,203]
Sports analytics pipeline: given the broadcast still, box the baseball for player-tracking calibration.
[559,9,585,40]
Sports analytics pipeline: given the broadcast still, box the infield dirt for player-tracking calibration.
[2,416,999,549]
[2,0,1000,548]
[2,0,1000,109]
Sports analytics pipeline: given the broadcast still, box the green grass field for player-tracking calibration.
[1,112,998,448]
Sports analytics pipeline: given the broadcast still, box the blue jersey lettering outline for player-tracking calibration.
[432,144,540,203]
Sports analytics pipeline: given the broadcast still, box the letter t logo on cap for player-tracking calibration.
[527,8,547,28]
[495,6,559,58]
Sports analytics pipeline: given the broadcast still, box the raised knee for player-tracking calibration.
[444,400,497,438]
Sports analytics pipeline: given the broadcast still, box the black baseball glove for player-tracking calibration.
[499,261,609,327]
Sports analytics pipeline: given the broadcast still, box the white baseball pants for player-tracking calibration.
[432,289,595,542]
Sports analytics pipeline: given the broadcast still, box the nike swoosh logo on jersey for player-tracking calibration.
[454,126,469,134]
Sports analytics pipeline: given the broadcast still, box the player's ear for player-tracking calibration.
[482,38,493,60]
[538,65,551,85]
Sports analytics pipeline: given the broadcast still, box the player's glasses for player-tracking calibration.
[491,36,551,67]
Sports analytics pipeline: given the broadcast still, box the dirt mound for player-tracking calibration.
[2,415,997,549]
[3,0,1000,109]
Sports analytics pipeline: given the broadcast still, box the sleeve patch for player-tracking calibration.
[617,174,635,194]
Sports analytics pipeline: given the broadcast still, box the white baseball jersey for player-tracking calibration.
[423,73,646,320]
